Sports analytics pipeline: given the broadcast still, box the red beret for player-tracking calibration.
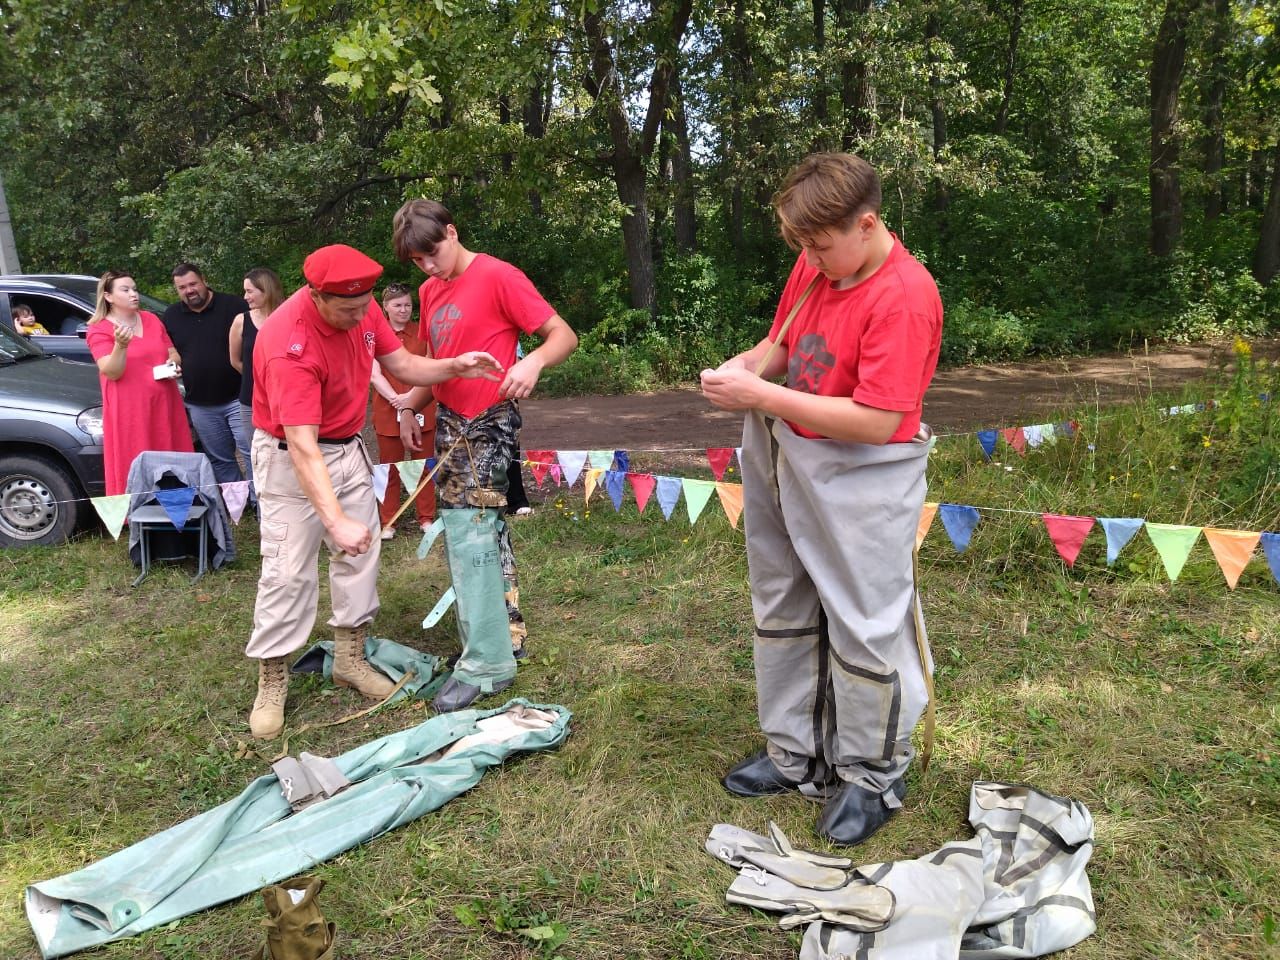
[303,244,384,297]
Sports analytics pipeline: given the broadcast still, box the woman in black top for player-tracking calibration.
[229,267,283,491]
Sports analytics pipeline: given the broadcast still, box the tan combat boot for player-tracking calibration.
[332,626,395,699]
[249,657,289,739]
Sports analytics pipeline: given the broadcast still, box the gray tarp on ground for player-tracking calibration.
[26,700,570,959]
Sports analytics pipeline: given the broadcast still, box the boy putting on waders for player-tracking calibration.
[392,199,578,712]
[700,153,942,846]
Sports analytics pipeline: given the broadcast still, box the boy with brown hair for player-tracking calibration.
[701,152,943,846]
[391,199,577,712]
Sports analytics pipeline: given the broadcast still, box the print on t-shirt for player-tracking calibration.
[789,332,836,394]
[363,330,376,356]
[428,303,463,355]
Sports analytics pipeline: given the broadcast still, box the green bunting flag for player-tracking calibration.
[396,459,425,491]
[1145,523,1202,581]
[681,478,716,524]
[90,494,131,540]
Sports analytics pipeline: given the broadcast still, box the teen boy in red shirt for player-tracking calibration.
[392,199,578,712]
[701,153,942,846]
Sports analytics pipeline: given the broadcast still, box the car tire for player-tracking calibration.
[0,454,84,547]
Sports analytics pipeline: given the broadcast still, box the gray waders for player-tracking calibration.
[741,411,932,801]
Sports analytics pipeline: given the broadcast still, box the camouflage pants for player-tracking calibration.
[435,401,527,654]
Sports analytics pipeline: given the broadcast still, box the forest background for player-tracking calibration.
[1,0,1278,394]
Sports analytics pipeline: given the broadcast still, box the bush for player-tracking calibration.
[940,299,1033,364]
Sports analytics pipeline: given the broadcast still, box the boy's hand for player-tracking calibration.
[499,355,544,400]
[700,366,767,411]
[451,351,504,381]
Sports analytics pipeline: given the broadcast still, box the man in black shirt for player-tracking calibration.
[162,262,251,486]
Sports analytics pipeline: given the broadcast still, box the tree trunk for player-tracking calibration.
[1253,141,1280,285]
[1150,0,1191,258]
[668,74,697,253]
[1200,0,1229,220]
[725,0,752,258]
[581,0,692,312]
[523,71,549,216]
[994,0,1023,135]
[812,0,828,125]
[835,0,874,147]
[927,11,948,214]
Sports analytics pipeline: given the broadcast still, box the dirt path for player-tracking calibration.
[519,338,1279,452]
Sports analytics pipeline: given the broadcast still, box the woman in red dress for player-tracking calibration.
[85,271,194,496]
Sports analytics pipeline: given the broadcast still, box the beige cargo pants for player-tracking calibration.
[245,429,381,660]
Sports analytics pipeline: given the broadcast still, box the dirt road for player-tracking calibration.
[519,338,1278,452]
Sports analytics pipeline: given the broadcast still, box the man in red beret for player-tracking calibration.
[243,244,504,740]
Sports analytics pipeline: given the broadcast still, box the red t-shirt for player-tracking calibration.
[252,286,400,439]
[769,237,942,442]
[417,254,554,418]
[371,326,435,436]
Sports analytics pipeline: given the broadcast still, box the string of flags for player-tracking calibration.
[916,502,1280,590]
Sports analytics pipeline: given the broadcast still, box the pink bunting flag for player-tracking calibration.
[1042,514,1095,567]
[628,472,656,514]
[1002,427,1027,456]
[550,464,563,486]
[706,447,734,481]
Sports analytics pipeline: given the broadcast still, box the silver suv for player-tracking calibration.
[0,320,105,545]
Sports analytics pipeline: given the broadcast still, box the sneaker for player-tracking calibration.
[380,525,396,541]
[421,520,433,532]
[514,506,533,517]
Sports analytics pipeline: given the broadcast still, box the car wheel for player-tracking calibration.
[0,454,83,547]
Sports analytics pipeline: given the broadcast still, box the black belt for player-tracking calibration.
[276,435,360,450]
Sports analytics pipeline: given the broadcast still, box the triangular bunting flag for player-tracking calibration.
[219,481,250,524]
[706,447,734,480]
[1055,421,1075,438]
[1023,424,1046,448]
[604,470,626,511]
[613,449,630,473]
[528,459,551,488]
[525,450,554,488]
[1261,532,1280,587]
[1201,528,1261,590]
[1042,514,1095,568]
[916,502,938,549]
[1145,523,1202,581]
[715,482,744,529]
[558,451,587,487]
[628,473,656,514]
[655,476,682,520]
[154,486,196,530]
[371,464,390,504]
[91,494,131,540]
[584,468,604,505]
[1001,427,1027,456]
[1098,517,1144,566]
[682,478,716,524]
[938,504,981,553]
[550,464,563,486]
[396,459,425,492]
[976,430,998,460]
[735,447,743,468]
[588,449,615,471]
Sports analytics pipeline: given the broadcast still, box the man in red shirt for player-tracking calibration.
[391,199,577,712]
[245,244,502,740]
[701,153,942,846]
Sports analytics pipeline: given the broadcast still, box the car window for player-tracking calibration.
[0,319,45,361]
[7,293,90,337]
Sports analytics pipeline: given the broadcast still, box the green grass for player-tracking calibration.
[0,354,1277,959]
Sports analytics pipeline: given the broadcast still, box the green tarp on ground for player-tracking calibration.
[26,700,571,958]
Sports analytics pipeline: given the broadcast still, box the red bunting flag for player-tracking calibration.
[1042,514,1095,567]
[706,447,734,480]
[524,450,557,488]
[1002,427,1027,456]
[628,472,656,514]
